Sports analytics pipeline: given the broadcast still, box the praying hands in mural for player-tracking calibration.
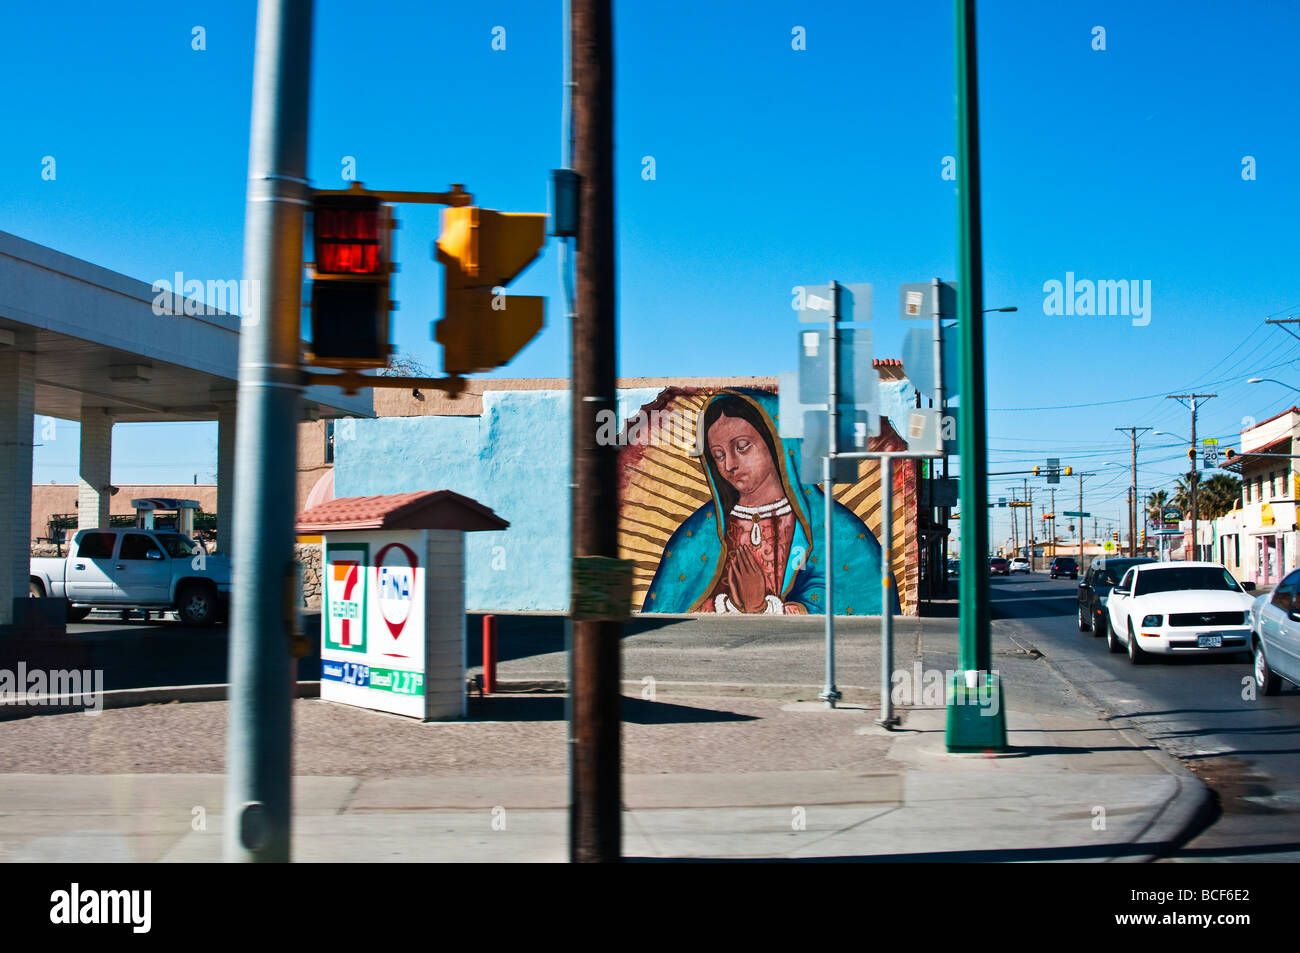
[724,545,770,613]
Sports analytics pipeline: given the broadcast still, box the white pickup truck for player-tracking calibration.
[30,528,231,626]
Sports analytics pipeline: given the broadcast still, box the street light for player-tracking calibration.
[1248,377,1300,394]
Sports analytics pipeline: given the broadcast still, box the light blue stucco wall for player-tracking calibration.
[334,382,913,612]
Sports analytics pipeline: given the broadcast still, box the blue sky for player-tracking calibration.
[4,0,1298,537]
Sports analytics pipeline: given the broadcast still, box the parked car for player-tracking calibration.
[1105,562,1255,664]
[1076,556,1155,634]
[1049,556,1079,579]
[30,527,230,626]
[1249,568,1300,694]
[989,557,1010,576]
[947,559,960,578]
[1009,557,1030,574]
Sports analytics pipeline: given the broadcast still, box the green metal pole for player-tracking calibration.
[947,0,1006,751]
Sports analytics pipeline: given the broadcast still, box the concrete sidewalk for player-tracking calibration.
[0,699,1206,863]
[0,614,1211,862]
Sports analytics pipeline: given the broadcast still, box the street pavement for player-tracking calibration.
[990,571,1300,862]
[0,588,1213,862]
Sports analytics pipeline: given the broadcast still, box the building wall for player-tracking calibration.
[332,378,921,614]
[30,484,218,544]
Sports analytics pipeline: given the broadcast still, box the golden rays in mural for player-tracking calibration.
[618,391,713,606]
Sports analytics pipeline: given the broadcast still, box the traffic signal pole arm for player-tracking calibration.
[311,181,474,207]
[301,368,468,397]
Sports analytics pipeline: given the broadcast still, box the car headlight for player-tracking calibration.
[1141,614,1163,627]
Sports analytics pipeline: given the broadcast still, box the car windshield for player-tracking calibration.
[1133,566,1242,596]
[156,533,202,558]
[1093,559,1152,586]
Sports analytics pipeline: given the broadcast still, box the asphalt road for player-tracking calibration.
[988,571,1300,862]
[0,612,321,690]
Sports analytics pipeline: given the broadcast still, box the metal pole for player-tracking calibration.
[570,0,621,863]
[949,0,1004,750]
[224,0,313,864]
[954,0,990,674]
[878,456,897,726]
[820,281,842,709]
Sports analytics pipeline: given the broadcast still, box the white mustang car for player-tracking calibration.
[1105,562,1255,664]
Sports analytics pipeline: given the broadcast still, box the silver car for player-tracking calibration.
[1250,569,1300,694]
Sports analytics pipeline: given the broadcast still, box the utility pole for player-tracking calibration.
[570,0,621,863]
[225,0,313,863]
[1077,469,1089,567]
[1115,426,1151,557]
[1167,394,1215,561]
[1049,487,1056,557]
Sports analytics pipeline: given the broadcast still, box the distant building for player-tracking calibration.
[1214,405,1298,585]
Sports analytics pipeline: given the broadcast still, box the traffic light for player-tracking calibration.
[435,206,547,375]
[307,191,395,368]
[1187,447,1196,461]
[1033,466,1041,476]
[1112,531,1120,541]
[1063,466,1072,476]
[1224,448,1237,461]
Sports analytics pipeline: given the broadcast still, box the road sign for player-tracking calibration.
[901,326,959,400]
[797,328,876,407]
[1063,510,1089,517]
[1161,506,1181,523]
[1103,540,1117,553]
[1203,444,1220,467]
[1046,458,1060,484]
[793,283,872,323]
[799,408,875,484]
[899,281,957,319]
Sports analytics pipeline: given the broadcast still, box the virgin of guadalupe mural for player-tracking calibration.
[629,389,892,615]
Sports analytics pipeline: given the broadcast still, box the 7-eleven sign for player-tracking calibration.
[325,543,368,653]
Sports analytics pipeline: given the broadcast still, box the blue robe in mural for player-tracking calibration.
[642,391,893,615]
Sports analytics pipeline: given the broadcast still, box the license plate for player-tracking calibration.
[1198,634,1222,648]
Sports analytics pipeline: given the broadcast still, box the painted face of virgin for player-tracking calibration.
[707,413,782,505]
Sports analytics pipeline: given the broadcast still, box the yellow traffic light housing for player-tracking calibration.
[1063,466,1072,476]
[1032,466,1041,476]
[306,192,395,369]
[435,206,547,375]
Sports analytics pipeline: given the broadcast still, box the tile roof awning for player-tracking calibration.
[296,491,508,533]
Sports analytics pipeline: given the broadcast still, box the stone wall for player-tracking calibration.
[297,543,321,610]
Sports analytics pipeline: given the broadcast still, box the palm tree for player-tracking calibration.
[1168,471,1240,521]
[1146,489,1169,525]
[1199,473,1242,520]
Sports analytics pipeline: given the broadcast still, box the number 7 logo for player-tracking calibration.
[333,560,360,646]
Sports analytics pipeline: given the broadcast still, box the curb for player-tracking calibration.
[488,678,879,703]
[1031,643,1216,862]
[0,681,321,721]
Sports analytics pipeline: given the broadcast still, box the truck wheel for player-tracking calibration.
[177,583,217,627]
[29,580,44,598]
[67,606,91,622]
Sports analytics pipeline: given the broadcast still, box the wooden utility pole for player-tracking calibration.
[1167,394,1216,561]
[570,0,621,863]
[1115,427,1151,557]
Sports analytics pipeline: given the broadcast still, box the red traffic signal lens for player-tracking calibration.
[315,206,381,275]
